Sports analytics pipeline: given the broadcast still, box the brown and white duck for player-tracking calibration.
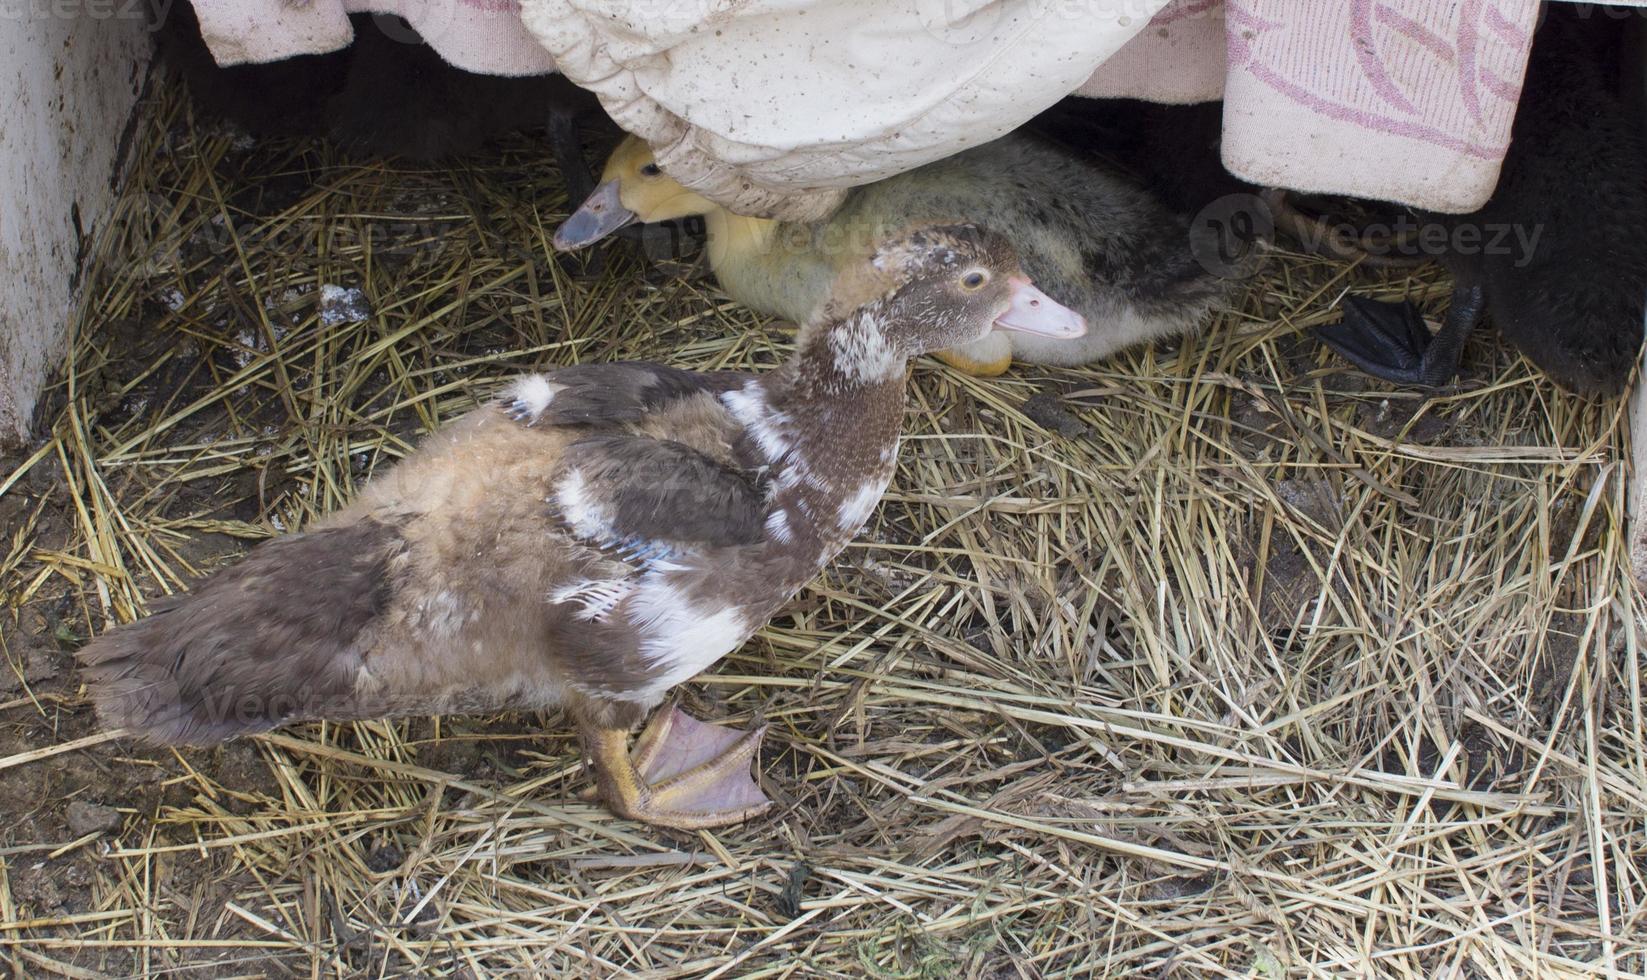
[554,133,1233,376]
[77,225,1085,829]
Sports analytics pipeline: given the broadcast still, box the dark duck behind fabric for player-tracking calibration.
[1026,97,1252,218]
[1316,5,1647,397]
[152,6,613,199]
[77,226,1086,830]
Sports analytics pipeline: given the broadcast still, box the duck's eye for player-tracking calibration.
[639,163,663,178]
[960,271,988,290]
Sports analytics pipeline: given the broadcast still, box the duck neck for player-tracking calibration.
[704,209,780,277]
[781,305,908,407]
[758,309,910,498]
[703,207,840,324]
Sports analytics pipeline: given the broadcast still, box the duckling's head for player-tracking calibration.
[554,136,715,250]
[810,225,1086,375]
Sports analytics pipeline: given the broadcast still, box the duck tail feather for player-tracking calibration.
[77,519,405,745]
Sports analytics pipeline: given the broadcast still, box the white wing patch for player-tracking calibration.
[554,470,613,542]
[503,373,564,423]
[765,507,793,543]
[837,479,885,531]
[617,578,750,701]
[721,383,792,464]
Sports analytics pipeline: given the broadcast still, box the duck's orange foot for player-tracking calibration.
[934,345,1012,377]
[584,707,771,830]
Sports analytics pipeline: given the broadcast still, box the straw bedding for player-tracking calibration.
[0,73,1644,978]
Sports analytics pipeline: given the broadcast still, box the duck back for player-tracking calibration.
[78,410,596,742]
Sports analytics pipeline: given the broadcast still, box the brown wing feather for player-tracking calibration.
[532,363,753,426]
[569,434,767,550]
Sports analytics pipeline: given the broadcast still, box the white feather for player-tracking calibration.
[837,479,885,531]
[549,579,634,622]
[827,312,901,383]
[765,507,793,543]
[617,579,749,701]
[554,470,612,542]
[721,383,793,463]
[503,374,563,423]
[415,591,468,635]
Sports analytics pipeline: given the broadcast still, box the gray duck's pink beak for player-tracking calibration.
[993,277,1087,339]
[554,179,637,251]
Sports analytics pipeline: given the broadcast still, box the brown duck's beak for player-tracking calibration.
[554,179,636,251]
[993,276,1087,339]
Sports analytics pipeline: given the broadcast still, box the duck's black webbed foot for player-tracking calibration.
[1316,285,1484,388]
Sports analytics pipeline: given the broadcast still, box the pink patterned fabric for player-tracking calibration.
[1078,0,1550,211]
[1225,0,1535,210]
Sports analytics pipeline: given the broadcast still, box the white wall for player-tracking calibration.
[0,3,149,444]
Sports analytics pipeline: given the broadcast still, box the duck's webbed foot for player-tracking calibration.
[1316,285,1484,388]
[582,706,771,830]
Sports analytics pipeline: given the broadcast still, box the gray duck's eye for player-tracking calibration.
[639,163,663,177]
[960,271,988,290]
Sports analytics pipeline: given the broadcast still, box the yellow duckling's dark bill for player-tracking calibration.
[995,277,1087,339]
[554,179,636,250]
